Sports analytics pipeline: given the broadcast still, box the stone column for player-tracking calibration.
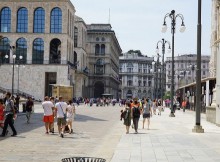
[206,80,210,107]
[215,43,220,126]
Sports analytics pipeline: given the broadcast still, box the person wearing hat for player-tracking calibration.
[1,92,17,137]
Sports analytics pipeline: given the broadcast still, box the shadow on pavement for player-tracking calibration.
[75,114,107,122]
[0,112,44,140]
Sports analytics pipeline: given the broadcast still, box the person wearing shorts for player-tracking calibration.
[55,96,67,138]
[142,98,152,130]
[42,96,54,134]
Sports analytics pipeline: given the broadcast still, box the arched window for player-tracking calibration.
[148,81,151,87]
[0,7,11,32]
[138,90,141,93]
[33,8,45,33]
[17,7,28,33]
[143,90,146,94]
[95,59,104,74]
[143,81,146,86]
[95,44,100,54]
[127,80,133,86]
[138,80,141,86]
[0,37,10,63]
[49,38,61,64]
[50,7,62,33]
[74,27,78,47]
[127,62,133,73]
[74,51,77,69]
[32,38,44,64]
[101,44,105,54]
[16,38,27,63]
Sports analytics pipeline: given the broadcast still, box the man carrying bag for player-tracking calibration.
[1,92,17,137]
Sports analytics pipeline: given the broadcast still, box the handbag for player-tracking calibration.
[59,103,66,120]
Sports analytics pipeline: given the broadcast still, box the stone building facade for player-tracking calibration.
[210,0,219,77]
[119,53,156,99]
[86,24,121,99]
[165,54,210,92]
[74,15,89,98]
[0,0,76,100]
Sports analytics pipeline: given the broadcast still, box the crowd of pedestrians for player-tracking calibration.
[121,97,165,134]
[42,96,76,138]
[0,92,76,138]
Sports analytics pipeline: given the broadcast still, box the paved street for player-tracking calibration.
[1,104,220,162]
[0,103,123,162]
[111,108,220,162]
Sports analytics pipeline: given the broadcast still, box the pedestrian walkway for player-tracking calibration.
[111,108,220,162]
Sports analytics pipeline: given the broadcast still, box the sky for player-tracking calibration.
[71,0,212,58]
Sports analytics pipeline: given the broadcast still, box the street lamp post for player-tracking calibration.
[192,0,204,133]
[151,54,161,99]
[162,10,186,117]
[151,62,156,99]
[156,38,171,102]
[5,46,16,96]
[17,56,23,95]
[189,64,196,82]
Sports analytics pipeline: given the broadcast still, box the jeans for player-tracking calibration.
[2,114,17,136]
[133,117,140,132]
[26,111,31,123]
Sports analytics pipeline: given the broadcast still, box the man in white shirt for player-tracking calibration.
[42,96,54,134]
[55,96,67,138]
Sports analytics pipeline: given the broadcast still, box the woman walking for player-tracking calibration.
[131,99,141,134]
[142,99,152,129]
[123,101,132,134]
[152,99,157,115]
[66,100,75,134]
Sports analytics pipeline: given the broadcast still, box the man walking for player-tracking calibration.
[42,96,54,134]
[26,97,34,124]
[1,92,17,137]
[55,96,67,138]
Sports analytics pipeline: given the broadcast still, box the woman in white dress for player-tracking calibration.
[66,100,75,134]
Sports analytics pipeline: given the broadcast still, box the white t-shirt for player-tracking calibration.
[55,101,68,118]
[66,104,75,118]
[42,101,54,116]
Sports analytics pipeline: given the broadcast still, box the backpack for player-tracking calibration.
[133,107,140,118]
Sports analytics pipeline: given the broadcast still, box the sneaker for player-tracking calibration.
[60,133,64,138]
[11,133,17,137]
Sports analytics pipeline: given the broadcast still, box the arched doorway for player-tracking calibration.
[126,90,132,99]
[94,81,104,98]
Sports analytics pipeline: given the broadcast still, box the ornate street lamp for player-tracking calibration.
[162,10,186,117]
[192,0,204,133]
[156,38,171,103]
[16,56,24,95]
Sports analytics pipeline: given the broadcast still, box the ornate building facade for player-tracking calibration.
[165,54,210,92]
[119,53,155,99]
[86,24,121,99]
[210,0,219,77]
[0,0,121,100]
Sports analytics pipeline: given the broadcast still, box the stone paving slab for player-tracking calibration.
[111,108,220,162]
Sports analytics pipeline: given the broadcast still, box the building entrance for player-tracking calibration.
[94,81,104,98]
[45,72,57,97]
